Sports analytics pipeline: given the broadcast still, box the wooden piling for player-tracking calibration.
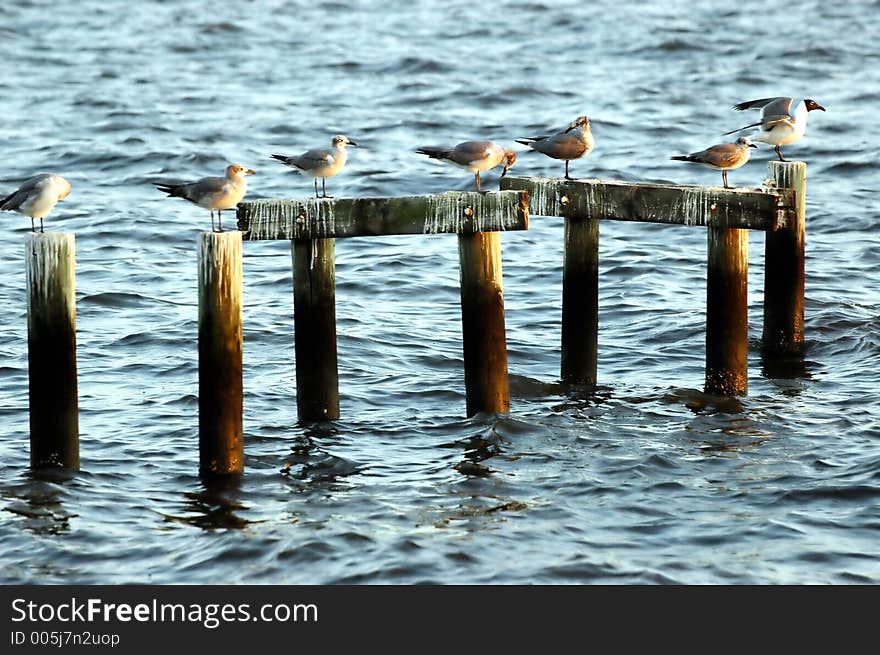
[763,161,806,355]
[198,232,243,476]
[705,227,749,395]
[292,238,339,422]
[561,216,599,386]
[26,233,79,469]
[458,231,510,415]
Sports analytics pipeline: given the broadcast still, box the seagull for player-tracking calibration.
[725,97,825,161]
[415,141,516,193]
[0,174,71,233]
[271,135,357,198]
[154,163,254,232]
[671,136,757,189]
[515,115,594,180]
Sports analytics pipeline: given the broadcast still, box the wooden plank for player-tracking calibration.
[501,177,794,230]
[237,190,530,240]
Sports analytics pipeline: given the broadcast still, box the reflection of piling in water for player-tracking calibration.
[503,161,806,396]
[198,231,243,476]
[26,233,79,469]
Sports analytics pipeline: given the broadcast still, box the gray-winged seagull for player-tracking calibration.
[515,115,594,180]
[154,163,255,232]
[415,141,516,193]
[271,135,357,199]
[671,136,757,188]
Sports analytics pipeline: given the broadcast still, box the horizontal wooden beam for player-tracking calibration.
[236,191,529,240]
[501,177,794,231]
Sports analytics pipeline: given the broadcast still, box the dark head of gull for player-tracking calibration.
[804,99,826,112]
[565,116,590,133]
[501,149,517,177]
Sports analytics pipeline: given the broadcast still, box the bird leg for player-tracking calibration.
[474,172,483,194]
[322,177,332,198]
[564,160,571,180]
[722,170,729,189]
[775,145,786,162]
[210,210,216,233]
[31,217,36,232]
[40,218,44,233]
[218,209,223,233]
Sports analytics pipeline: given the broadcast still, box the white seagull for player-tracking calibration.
[0,174,71,233]
[154,163,255,232]
[415,141,516,193]
[515,115,594,180]
[725,97,825,161]
[671,136,757,189]
[271,134,357,198]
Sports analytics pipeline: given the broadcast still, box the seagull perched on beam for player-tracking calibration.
[671,137,757,189]
[725,97,825,161]
[271,135,357,198]
[515,115,594,180]
[415,140,516,193]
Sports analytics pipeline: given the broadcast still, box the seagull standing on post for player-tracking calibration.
[415,141,516,193]
[515,115,594,180]
[725,97,825,161]
[0,174,71,233]
[671,137,757,189]
[271,135,357,198]
[154,163,255,232]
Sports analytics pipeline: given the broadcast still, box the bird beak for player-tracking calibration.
[817,104,826,111]
[246,168,256,175]
[749,143,757,149]
[501,165,510,178]
[347,139,359,147]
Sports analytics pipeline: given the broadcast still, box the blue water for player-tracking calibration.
[0,0,878,584]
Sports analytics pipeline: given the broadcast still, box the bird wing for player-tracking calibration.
[294,149,334,169]
[698,144,744,168]
[0,174,52,210]
[732,97,784,111]
[533,132,588,159]
[452,141,497,167]
[184,176,230,203]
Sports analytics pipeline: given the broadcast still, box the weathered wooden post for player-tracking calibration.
[26,233,79,469]
[561,215,599,386]
[198,231,243,476]
[705,227,749,395]
[458,230,510,415]
[763,161,806,356]
[292,238,340,421]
